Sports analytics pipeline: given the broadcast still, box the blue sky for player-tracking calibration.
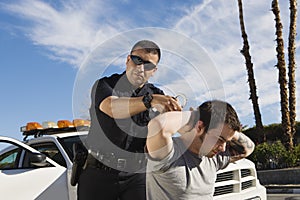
[0,0,299,141]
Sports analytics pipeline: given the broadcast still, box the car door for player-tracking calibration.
[0,136,69,200]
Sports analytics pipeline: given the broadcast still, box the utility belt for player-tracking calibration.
[85,150,147,173]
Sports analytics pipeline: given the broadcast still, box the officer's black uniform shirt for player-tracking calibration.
[86,71,164,158]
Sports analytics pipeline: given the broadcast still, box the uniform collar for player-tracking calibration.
[118,71,149,93]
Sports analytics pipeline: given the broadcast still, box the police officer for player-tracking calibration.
[77,40,182,200]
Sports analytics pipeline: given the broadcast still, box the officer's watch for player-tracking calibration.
[142,93,153,109]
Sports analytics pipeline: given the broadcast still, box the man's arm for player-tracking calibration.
[100,94,182,119]
[147,111,192,160]
[228,131,255,163]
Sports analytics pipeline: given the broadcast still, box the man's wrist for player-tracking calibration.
[232,131,241,141]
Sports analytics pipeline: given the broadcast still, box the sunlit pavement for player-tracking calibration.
[267,194,300,200]
[266,185,300,200]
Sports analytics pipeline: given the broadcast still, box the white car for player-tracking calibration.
[0,120,267,200]
[213,158,267,200]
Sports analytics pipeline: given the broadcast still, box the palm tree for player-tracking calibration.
[272,0,293,149]
[288,0,297,145]
[237,0,264,141]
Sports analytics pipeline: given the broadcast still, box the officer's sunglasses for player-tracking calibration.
[130,55,157,71]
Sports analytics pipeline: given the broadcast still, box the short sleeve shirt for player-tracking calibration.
[86,72,164,156]
[146,137,230,200]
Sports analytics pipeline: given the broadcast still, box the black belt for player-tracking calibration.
[85,154,119,173]
[85,150,146,172]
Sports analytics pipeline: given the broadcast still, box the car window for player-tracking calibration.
[0,145,22,169]
[59,135,87,161]
[29,142,67,167]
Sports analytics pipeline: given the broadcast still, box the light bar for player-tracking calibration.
[57,120,74,128]
[42,121,58,129]
[21,119,90,135]
[24,122,43,131]
[73,119,91,127]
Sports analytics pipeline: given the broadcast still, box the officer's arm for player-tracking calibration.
[100,95,181,119]
[100,96,146,119]
[146,111,191,160]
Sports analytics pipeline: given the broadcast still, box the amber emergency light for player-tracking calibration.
[21,119,90,138]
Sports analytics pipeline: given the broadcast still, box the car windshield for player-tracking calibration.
[58,135,87,162]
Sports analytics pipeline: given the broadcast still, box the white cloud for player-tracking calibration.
[1,0,128,66]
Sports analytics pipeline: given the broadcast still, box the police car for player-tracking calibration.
[0,119,267,200]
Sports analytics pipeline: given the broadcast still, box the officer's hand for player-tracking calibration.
[151,94,182,113]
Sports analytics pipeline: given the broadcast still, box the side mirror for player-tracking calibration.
[28,152,48,167]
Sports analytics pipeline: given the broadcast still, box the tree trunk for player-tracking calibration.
[288,0,297,146]
[272,0,293,149]
[237,0,264,141]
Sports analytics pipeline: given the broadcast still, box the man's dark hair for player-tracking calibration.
[130,40,161,62]
[198,100,241,133]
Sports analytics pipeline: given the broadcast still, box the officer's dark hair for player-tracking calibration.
[197,100,242,133]
[130,40,161,63]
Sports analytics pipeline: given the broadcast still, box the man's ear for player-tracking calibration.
[126,55,130,64]
[195,120,205,136]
